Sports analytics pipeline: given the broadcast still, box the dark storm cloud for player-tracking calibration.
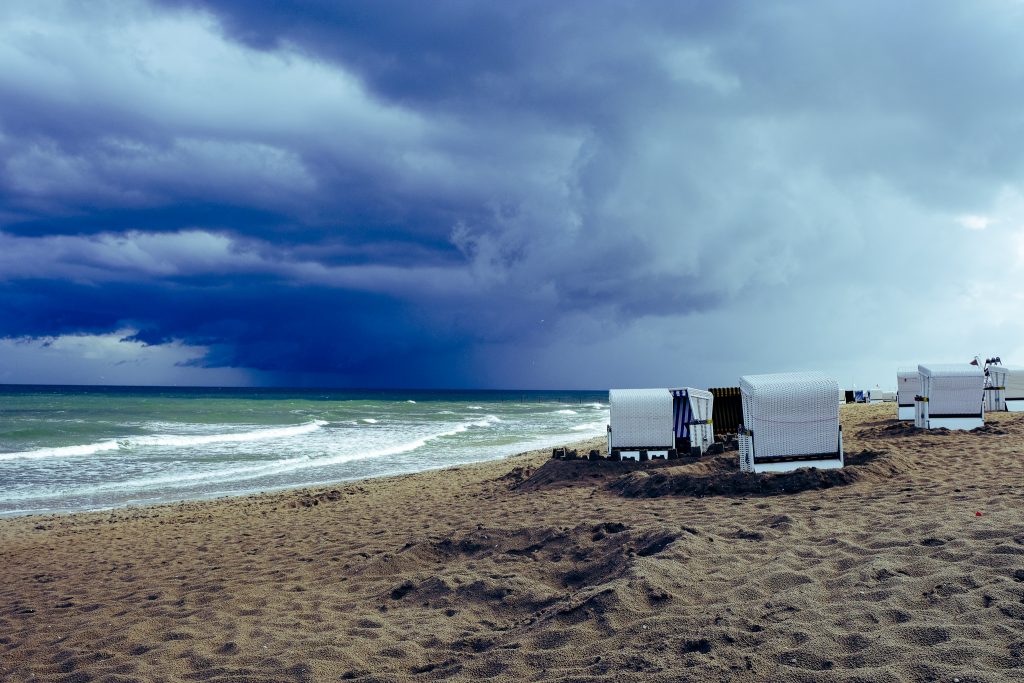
[0,275,472,386]
[2,0,1024,387]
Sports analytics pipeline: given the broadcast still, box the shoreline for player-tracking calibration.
[2,405,1023,682]
[0,432,606,521]
[0,435,605,524]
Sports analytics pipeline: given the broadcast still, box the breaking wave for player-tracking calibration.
[0,421,328,462]
[8,416,506,499]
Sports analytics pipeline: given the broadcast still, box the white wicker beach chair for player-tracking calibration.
[1002,367,1024,412]
[671,387,715,455]
[896,367,920,421]
[868,389,884,403]
[985,364,1008,412]
[914,364,984,430]
[607,388,675,461]
[737,371,844,474]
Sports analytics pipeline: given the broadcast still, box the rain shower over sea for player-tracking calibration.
[0,386,608,516]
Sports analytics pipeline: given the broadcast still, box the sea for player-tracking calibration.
[0,386,609,517]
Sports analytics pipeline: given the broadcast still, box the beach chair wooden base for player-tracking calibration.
[739,427,844,474]
[984,386,1006,412]
[1006,399,1024,412]
[747,455,845,474]
[897,405,915,421]
[915,396,984,430]
[924,417,983,430]
[612,448,674,462]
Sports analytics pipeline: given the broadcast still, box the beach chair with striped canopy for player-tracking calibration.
[670,388,714,455]
[1003,367,1024,412]
[896,367,920,420]
[607,389,676,461]
[914,364,984,430]
[737,371,844,474]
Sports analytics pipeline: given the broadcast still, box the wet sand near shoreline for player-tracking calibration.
[1,403,1023,682]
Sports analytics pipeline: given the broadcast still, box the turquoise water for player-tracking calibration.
[0,386,608,516]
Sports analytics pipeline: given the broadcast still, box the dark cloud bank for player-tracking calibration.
[2,0,1024,387]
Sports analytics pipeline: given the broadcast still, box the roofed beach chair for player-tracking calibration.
[985,364,1008,412]
[896,367,920,420]
[868,389,884,403]
[1002,367,1024,412]
[914,364,984,430]
[607,389,676,461]
[737,371,844,474]
[671,387,714,455]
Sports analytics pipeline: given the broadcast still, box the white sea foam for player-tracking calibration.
[0,421,327,462]
[437,410,455,415]
[361,418,379,424]
[555,409,578,415]
[585,402,607,409]
[571,420,607,432]
[0,440,122,461]
[6,416,505,500]
[467,405,483,410]
[406,400,417,404]
[0,508,51,517]
[128,420,327,449]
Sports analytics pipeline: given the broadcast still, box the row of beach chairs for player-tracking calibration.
[607,372,845,475]
[896,361,1024,428]
[607,360,1022,476]
[848,389,896,403]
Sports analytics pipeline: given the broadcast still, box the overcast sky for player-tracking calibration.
[2,0,1024,389]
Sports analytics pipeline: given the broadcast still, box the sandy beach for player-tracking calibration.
[2,402,1023,682]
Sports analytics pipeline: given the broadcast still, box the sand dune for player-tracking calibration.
[2,403,1023,681]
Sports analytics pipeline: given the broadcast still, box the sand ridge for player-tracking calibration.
[1,403,1023,682]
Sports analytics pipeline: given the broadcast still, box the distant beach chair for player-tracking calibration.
[737,371,844,474]
[914,364,985,430]
[985,364,1008,412]
[607,389,676,461]
[1001,367,1024,412]
[671,388,714,455]
[868,389,884,403]
[881,391,897,402]
[896,368,920,420]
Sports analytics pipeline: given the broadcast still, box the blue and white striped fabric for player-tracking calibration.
[672,389,691,438]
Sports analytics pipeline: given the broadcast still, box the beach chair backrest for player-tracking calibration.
[608,388,674,449]
[739,371,840,459]
[897,368,920,407]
